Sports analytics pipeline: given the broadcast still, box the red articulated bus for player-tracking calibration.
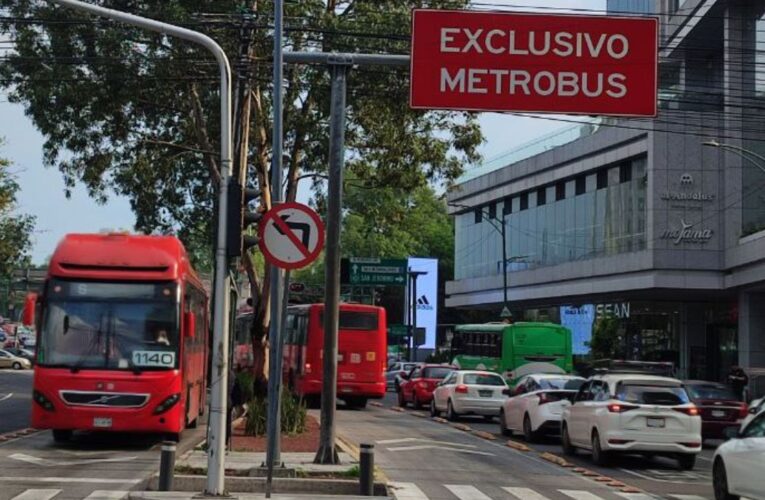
[26,233,209,442]
[283,303,387,409]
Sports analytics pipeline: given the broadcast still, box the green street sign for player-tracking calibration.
[348,257,407,286]
[388,324,409,337]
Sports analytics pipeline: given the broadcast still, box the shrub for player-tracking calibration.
[243,388,307,437]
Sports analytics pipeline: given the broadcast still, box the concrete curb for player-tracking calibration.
[410,412,428,418]
[539,452,570,466]
[451,423,472,432]
[144,474,388,496]
[431,417,448,424]
[0,427,41,443]
[335,434,360,461]
[471,430,496,441]
[389,406,405,413]
[505,440,530,452]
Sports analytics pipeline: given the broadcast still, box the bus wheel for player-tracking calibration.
[52,430,72,443]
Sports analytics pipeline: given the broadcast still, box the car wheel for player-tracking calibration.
[397,390,406,408]
[523,414,538,442]
[677,453,696,471]
[561,424,576,456]
[713,458,739,500]
[430,399,439,417]
[447,400,459,422]
[12,362,22,370]
[499,410,512,436]
[52,430,72,443]
[591,430,609,466]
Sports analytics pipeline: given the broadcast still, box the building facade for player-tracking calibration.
[446,0,765,395]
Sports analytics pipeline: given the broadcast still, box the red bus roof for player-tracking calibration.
[48,233,200,284]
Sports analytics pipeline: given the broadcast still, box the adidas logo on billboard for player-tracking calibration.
[416,294,433,311]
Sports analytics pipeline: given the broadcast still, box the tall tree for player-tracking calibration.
[0,141,36,280]
[0,0,481,383]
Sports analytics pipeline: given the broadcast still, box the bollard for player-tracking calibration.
[359,443,374,496]
[159,440,176,491]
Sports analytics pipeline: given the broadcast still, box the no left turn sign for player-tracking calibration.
[258,202,325,270]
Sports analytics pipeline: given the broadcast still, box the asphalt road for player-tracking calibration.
[375,392,719,499]
[0,368,34,434]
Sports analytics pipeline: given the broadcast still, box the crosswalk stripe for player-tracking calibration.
[559,490,608,500]
[390,482,429,500]
[445,484,493,500]
[11,490,61,500]
[503,487,552,500]
[83,491,129,500]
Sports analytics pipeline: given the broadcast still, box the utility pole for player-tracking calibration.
[46,2,234,495]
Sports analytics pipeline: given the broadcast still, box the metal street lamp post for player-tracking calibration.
[703,140,765,175]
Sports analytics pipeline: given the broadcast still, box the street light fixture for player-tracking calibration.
[702,140,765,175]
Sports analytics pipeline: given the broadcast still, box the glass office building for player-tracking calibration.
[606,0,655,14]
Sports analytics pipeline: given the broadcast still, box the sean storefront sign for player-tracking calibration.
[410,9,658,116]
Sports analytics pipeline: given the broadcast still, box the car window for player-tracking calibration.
[743,413,765,438]
[463,373,506,386]
[592,382,611,401]
[390,363,400,372]
[410,367,422,379]
[527,379,541,392]
[0,351,7,358]
[686,384,737,401]
[423,367,452,379]
[539,378,584,391]
[443,372,457,385]
[575,381,592,402]
[616,384,690,405]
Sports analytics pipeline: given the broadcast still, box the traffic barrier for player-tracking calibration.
[607,481,626,488]
[158,441,176,491]
[431,417,448,424]
[620,486,643,493]
[505,440,530,452]
[539,452,569,466]
[359,443,374,496]
[471,430,497,441]
[410,412,428,418]
[451,423,472,432]
[390,406,405,412]
[370,402,384,408]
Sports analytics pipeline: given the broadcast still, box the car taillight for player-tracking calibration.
[738,403,749,419]
[455,384,468,394]
[673,406,700,416]
[33,390,55,412]
[305,363,312,374]
[608,403,638,413]
[153,393,181,415]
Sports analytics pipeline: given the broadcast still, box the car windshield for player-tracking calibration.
[463,373,505,386]
[616,384,690,406]
[423,367,453,379]
[686,384,737,401]
[539,378,584,390]
[39,280,179,371]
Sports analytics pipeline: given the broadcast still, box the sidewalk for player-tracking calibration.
[178,450,357,475]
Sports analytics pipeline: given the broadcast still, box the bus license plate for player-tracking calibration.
[646,417,665,428]
[93,417,112,428]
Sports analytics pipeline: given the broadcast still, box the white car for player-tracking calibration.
[431,370,507,421]
[713,411,765,500]
[741,397,764,429]
[499,374,586,441]
[560,374,702,470]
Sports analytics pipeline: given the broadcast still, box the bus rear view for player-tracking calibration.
[28,234,209,442]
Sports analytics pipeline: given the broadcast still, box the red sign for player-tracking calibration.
[410,9,658,117]
[259,202,325,270]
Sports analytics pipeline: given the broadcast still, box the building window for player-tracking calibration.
[488,202,496,220]
[503,197,512,215]
[575,176,586,195]
[520,192,528,211]
[537,187,546,206]
[556,182,565,201]
[620,163,632,183]
[474,208,482,224]
[597,169,608,189]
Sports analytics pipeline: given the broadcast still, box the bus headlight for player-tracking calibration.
[33,390,55,412]
[153,393,181,415]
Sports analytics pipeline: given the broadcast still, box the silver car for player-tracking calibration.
[0,348,32,369]
[386,362,420,391]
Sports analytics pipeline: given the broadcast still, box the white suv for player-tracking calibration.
[560,374,702,470]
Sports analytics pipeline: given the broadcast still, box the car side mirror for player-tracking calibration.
[723,426,741,440]
[184,312,196,339]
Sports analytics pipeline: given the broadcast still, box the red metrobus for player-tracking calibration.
[26,233,209,442]
[283,303,387,409]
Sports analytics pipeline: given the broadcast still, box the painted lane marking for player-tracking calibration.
[559,490,609,500]
[615,493,658,500]
[377,437,477,448]
[618,468,711,485]
[83,491,129,500]
[0,393,13,402]
[388,482,428,500]
[444,484,493,500]
[0,477,142,485]
[503,487,552,500]
[386,445,494,456]
[9,453,138,467]
[668,496,711,500]
[11,490,61,500]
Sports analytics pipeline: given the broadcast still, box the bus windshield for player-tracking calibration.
[39,280,179,371]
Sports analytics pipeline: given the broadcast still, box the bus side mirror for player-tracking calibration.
[184,312,196,339]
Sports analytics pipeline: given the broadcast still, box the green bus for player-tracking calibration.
[450,322,573,383]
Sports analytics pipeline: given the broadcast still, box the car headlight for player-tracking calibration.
[153,393,181,415]
[33,390,55,412]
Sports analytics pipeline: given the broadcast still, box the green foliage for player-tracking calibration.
[0,1,481,271]
[236,370,255,405]
[587,316,623,360]
[244,388,307,437]
[339,465,360,478]
[0,141,35,278]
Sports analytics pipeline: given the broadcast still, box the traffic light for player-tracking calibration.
[226,178,262,257]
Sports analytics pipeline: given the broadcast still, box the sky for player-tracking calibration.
[1,0,606,265]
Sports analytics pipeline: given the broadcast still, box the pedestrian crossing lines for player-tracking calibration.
[389,482,713,500]
[9,490,128,500]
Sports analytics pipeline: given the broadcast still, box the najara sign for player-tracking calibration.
[409,9,658,116]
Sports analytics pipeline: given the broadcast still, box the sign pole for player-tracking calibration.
[314,63,348,465]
